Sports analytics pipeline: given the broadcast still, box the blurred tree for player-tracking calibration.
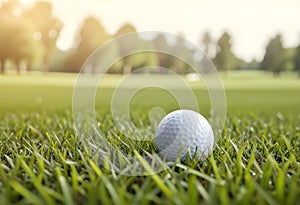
[0,13,10,73]
[294,44,300,77]
[49,49,71,72]
[200,31,214,57]
[23,1,63,72]
[65,17,111,72]
[111,25,159,74]
[114,23,138,74]
[139,41,159,72]
[0,0,21,73]
[199,31,215,74]
[260,34,287,76]
[0,0,43,74]
[283,47,296,73]
[213,32,240,71]
[245,59,260,70]
[0,0,21,16]
[10,20,44,73]
[115,23,136,37]
[153,34,174,73]
[171,32,191,74]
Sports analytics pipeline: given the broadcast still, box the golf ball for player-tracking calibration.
[155,109,214,161]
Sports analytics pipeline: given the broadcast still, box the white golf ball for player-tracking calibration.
[155,109,214,161]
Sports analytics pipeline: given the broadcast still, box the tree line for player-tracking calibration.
[0,0,300,77]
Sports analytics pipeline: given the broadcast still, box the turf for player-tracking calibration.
[0,71,300,204]
[0,111,299,205]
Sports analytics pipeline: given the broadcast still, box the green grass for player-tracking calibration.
[0,111,299,205]
[1,71,300,114]
[0,71,300,204]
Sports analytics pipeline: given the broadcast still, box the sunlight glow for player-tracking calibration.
[18,0,300,61]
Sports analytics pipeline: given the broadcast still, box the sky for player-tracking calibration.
[20,0,300,62]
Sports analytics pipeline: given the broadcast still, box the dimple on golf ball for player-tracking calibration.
[155,109,214,161]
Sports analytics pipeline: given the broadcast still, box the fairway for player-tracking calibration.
[0,71,300,205]
[1,71,300,115]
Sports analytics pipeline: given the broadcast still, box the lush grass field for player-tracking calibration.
[0,71,300,204]
[1,71,300,114]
